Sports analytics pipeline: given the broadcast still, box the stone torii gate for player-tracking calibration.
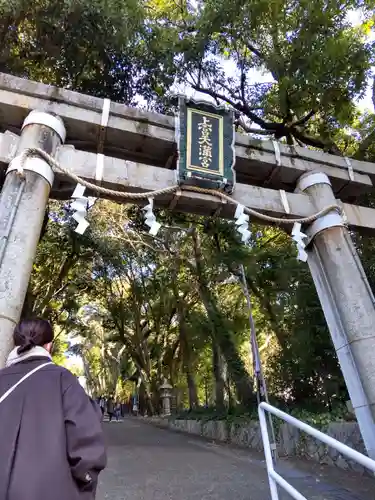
[0,73,375,459]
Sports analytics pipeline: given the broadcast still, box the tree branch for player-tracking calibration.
[245,42,264,60]
[292,110,315,127]
[192,84,278,131]
[236,118,276,135]
[193,84,337,156]
[354,129,375,161]
[292,128,341,156]
[239,57,246,102]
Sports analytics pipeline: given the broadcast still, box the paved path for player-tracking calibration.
[97,418,374,500]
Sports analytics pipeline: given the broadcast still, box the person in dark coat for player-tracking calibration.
[0,318,107,500]
[107,396,114,422]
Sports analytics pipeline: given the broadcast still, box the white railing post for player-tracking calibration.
[258,402,375,500]
[258,404,279,500]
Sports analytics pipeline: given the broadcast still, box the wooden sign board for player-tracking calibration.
[176,97,236,193]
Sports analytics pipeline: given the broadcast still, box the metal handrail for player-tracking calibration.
[259,402,375,500]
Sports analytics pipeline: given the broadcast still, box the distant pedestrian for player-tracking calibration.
[115,401,121,421]
[0,318,107,500]
[99,396,105,418]
[107,396,114,422]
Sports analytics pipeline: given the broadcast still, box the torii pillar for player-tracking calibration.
[0,111,65,367]
[298,171,375,461]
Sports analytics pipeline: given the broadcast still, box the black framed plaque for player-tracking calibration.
[176,97,236,193]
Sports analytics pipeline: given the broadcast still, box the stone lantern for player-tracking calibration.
[159,378,173,417]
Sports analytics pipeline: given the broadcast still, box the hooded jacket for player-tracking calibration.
[0,348,107,500]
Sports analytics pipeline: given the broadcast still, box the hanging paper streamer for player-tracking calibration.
[234,204,251,243]
[142,198,161,236]
[70,184,90,235]
[291,222,308,262]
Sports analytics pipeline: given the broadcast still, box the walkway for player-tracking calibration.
[97,418,375,500]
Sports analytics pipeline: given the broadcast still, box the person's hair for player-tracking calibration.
[13,318,54,355]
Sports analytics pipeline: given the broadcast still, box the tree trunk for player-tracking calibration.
[21,287,36,318]
[191,229,255,408]
[180,325,199,409]
[244,273,288,349]
[226,373,234,410]
[171,262,199,410]
[139,379,155,416]
[39,251,79,315]
[186,369,199,409]
[212,341,225,410]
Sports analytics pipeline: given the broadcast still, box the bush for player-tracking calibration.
[172,403,351,430]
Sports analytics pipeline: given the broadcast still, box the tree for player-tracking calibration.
[25,194,351,413]
[149,0,375,151]
[0,0,175,108]
[23,203,96,329]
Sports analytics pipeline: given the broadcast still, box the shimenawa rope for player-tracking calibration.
[17,147,342,225]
